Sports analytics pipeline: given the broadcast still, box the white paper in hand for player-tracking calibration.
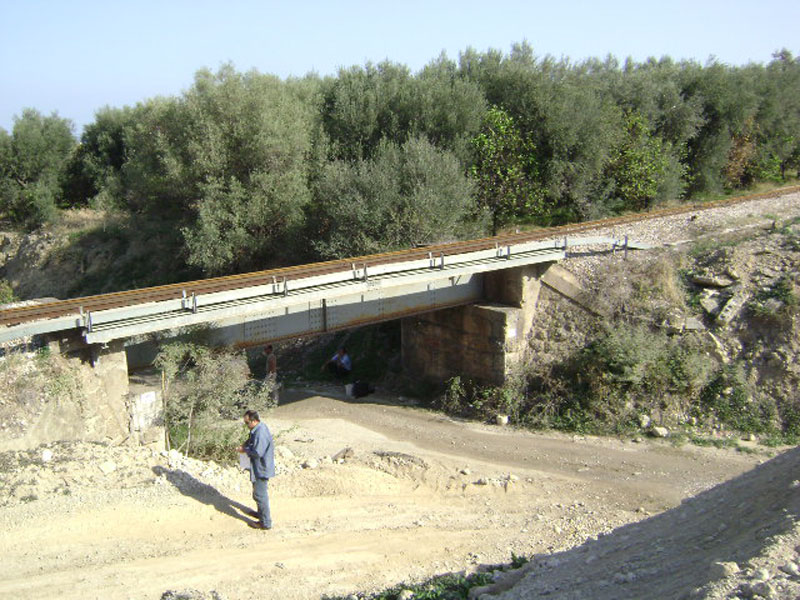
[238,453,251,471]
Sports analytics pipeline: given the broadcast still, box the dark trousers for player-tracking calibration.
[252,478,272,527]
[327,362,350,378]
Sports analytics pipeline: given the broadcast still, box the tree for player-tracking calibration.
[679,60,761,195]
[154,341,274,458]
[753,50,800,180]
[180,65,314,274]
[305,136,484,260]
[62,105,136,208]
[0,109,75,227]
[320,61,416,162]
[414,53,487,160]
[605,112,677,211]
[470,106,543,234]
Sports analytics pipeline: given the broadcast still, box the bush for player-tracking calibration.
[154,341,276,459]
[748,274,798,328]
[435,375,527,424]
[438,323,714,436]
[324,554,529,599]
[695,365,774,434]
[0,279,15,304]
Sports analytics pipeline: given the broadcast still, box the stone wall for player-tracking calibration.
[401,264,550,386]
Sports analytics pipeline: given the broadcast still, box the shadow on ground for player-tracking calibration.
[479,446,800,599]
[152,466,254,525]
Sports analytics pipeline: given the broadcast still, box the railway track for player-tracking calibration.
[2,185,798,329]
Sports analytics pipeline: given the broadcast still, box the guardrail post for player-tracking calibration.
[624,235,629,260]
[191,293,198,313]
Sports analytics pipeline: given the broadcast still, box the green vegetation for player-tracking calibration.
[0,109,76,229]
[325,554,529,600]
[1,47,799,296]
[0,348,83,432]
[154,340,276,461]
[429,245,800,445]
[437,323,714,436]
[0,279,15,304]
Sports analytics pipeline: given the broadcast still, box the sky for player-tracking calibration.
[1,0,798,134]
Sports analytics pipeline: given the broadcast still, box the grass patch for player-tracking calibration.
[325,555,529,600]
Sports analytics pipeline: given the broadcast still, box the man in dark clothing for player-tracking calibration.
[237,410,275,530]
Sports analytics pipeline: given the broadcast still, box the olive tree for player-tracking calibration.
[0,109,76,227]
[306,136,485,260]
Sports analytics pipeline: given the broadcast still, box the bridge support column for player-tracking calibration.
[401,263,552,386]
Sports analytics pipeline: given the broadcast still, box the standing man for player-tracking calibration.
[237,410,275,530]
[262,344,279,403]
[262,345,277,381]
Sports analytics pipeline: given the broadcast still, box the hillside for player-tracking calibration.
[0,191,799,599]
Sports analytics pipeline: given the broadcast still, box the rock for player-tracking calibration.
[332,447,354,462]
[275,446,295,460]
[460,468,471,476]
[398,590,415,600]
[700,295,721,315]
[762,298,785,313]
[753,567,771,582]
[41,449,53,463]
[98,460,117,474]
[650,426,670,438]
[661,309,685,333]
[710,561,740,579]
[161,590,225,600]
[495,414,509,426]
[751,581,776,599]
[691,273,734,288]
[717,293,746,324]
[638,414,652,429]
[779,562,800,577]
[683,316,706,331]
[302,458,319,470]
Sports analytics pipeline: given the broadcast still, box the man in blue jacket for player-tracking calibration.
[237,410,275,530]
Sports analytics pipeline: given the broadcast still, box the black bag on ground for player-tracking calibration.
[352,380,374,398]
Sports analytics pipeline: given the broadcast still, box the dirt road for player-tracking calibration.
[0,388,786,599]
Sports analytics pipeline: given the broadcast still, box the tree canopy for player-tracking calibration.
[3,45,799,294]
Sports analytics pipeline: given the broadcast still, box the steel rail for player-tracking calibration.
[1,184,798,329]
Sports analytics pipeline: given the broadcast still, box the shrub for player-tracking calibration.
[154,341,276,459]
[435,374,527,424]
[0,279,16,304]
[695,365,773,434]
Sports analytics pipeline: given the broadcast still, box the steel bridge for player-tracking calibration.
[0,235,648,349]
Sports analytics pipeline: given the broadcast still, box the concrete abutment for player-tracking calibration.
[401,263,553,386]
